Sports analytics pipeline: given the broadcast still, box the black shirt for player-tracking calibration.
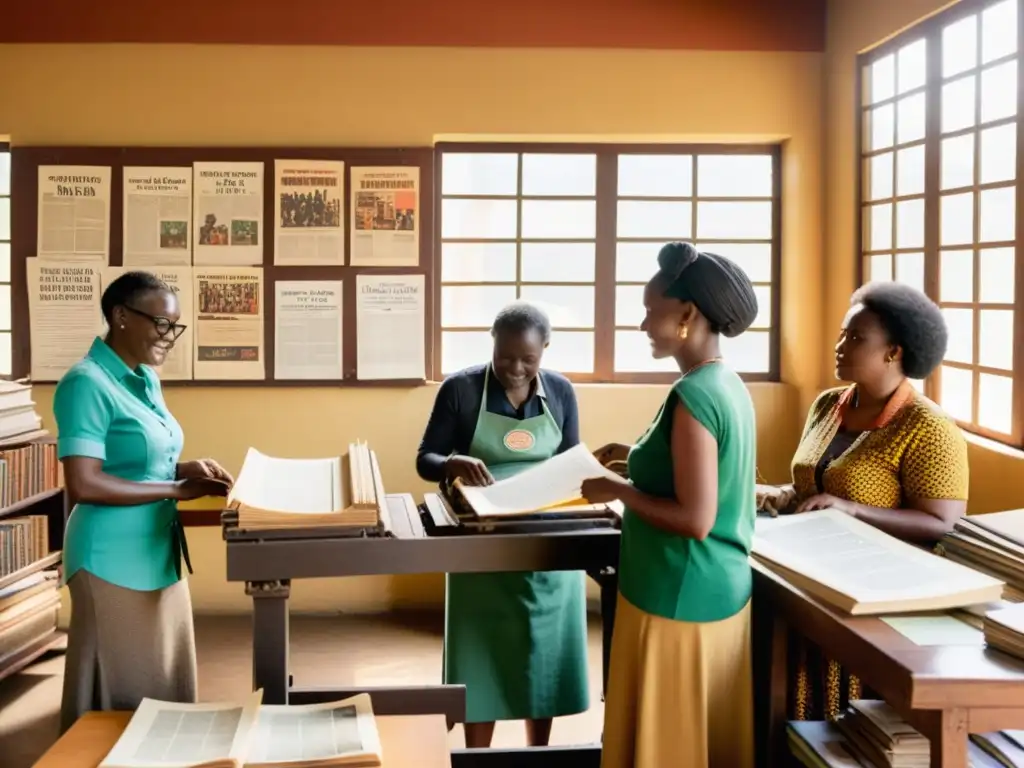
[415,364,581,482]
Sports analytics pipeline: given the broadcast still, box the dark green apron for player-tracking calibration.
[443,367,590,723]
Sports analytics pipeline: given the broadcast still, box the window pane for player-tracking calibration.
[615,285,646,328]
[979,247,1015,303]
[942,76,976,134]
[980,60,1017,123]
[442,331,492,374]
[897,39,927,94]
[940,134,974,190]
[518,285,594,328]
[897,93,926,144]
[0,198,8,241]
[940,193,974,246]
[0,286,10,332]
[0,332,10,376]
[441,286,517,327]
[442,199,518,239]
[895,252,924,292]
[896,199,925,249]
[617,201,692,239]
[940,365,974,423]
[980,186,1015,242]
[979,309,1014,369]
[614,330,678,373]
[943,308,975,364]
[982,0,1017,64]
[868,203,893,251]
[615,241,660,282]
[442,153,518,196]
[696,242,772,282]
[721,331,771,373]
[521,243,595,283]
[752,285,771,329]
[896,145,925,196]
[617,155,692,197]
[520,200,595,240]
[521,154,596,197]
[0,243,9,283]
[868,152,894,200]
[980,124,1017,184]
[939,250,974,302]
[869,254,893,281]
[868,104,896,150]
[441,243,517,282]
[978,373,1013,433]
[696,155,773,197]
[696,201,772,240]
[943,15,978,78]
[545,331,594,373]
[0,152,9,196]
[871,54,896,104]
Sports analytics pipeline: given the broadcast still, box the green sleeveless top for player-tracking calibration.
[619,362,757,622]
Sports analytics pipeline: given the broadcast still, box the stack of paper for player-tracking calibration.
[228,443,384,530]
[942,510,1024,602]
[787,720,865,767]
[983,602,1024,662]
[834,700,929,768]
[971,731,1024,766]
[0,380,45,445]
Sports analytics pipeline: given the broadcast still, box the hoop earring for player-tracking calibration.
[677,323,689,341]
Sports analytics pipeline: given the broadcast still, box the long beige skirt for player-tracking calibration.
[601,593,754,768]
[60,570,198,733]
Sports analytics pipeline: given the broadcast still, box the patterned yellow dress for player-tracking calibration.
[787,380,969,721]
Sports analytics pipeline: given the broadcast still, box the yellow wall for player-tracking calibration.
[0,43,822,613]
[825,0,1024,514]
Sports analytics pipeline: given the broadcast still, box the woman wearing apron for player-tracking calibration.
[416,301,589,748]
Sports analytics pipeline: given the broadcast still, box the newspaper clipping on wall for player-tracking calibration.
[273,160,345,266]
[356,273,425,380]
[27,259,103,381]
[122,167,193,267]
[350,167,419,267]
[274,280,343,380]
[101,266,194,380]
[193,267,265,380]
[36,165,111,262]
[193,162,264,267]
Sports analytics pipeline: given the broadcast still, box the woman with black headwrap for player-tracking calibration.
[582,242,758,768]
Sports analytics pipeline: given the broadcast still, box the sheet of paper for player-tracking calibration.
[193,162,264,267]
[229,448,342,514]
[27,259,104,381]
[273,159,345,266]
[101,267,194,380]
[458,443,621,516]
[36,165,111,262]
[881,614,984,646]
[246,696,382,766]
[350,166,419,266]
[122,167,193,267]
[193,267,265,380]
[356,273,425,380]
[274,280,343,380]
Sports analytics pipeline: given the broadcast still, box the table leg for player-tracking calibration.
[928,709,969,768]
[752,595,790,768]
[247,579,290,705]
[597,567,618,699]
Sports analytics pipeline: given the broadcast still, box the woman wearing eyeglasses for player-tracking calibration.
[55,270,233,732]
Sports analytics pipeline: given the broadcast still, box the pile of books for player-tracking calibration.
[834,699,930,767]
[971,730,1024,766]
[0,380,45,445]
[0,566,61,675]
[941,510,1024,602]
[983,602,1024,662]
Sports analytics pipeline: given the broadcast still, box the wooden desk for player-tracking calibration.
[32,711,451,768]
[752,560,1024,768]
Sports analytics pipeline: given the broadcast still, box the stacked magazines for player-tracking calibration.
[941,510,1024,603]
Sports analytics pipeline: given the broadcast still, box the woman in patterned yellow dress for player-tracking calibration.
[757,281,969,722]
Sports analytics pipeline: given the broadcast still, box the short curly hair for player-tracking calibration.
[491,300,552,344]
[850,281,948,380]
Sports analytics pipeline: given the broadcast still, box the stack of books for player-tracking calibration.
[941,510,1024,602]
[835,700,929,767]
[0,380,45,445]
[971,730,1024,766]
[0,567,61,676]
[983,602,1024,661]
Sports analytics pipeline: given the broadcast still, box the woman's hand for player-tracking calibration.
[445,455,495,487]
[756,484,796,517]
[174,477,232,502]
[581,475,630,504]
[178,459,235,485]
[794,493,858,517]
[593,443,631,467]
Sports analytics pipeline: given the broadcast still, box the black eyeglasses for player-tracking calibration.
[124,305,187,340]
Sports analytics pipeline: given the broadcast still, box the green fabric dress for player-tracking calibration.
[443,368,590,723]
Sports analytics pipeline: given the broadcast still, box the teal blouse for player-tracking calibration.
[54,337,184,592]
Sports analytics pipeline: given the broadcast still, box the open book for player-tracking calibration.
[753,510,1004,615]
[227,443,384,530]
[454,443,624,518]
[98,692,383,768]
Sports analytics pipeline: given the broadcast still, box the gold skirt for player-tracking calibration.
[601,593,754,768]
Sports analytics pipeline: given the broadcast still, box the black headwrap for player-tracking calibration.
[656,242,758,338]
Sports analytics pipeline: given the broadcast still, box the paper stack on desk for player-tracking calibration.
[835,700,929,768]
[942,509,1024,602]
[227,443,384,530]
[983,602,1024,662]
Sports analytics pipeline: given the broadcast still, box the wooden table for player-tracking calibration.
[32,711,452,768]
[752,560,1024,768]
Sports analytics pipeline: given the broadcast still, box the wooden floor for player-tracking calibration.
[0,611,606,768]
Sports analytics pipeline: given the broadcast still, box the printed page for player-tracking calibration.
[229,448,342,514]
[193,267,265,380]
[273,160,345,266]
[274,281,343,380]
[193,162,264,267]
[98,690,261,768]
[349,167,419,266]
[355,274,425,380]
[122,167,193,267]
[458,443,621,516]
[36,165,111,262]
[27,259,104,381]
[881,614,984,646]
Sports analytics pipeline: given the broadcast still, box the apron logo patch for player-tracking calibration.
[503,429,535,452]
